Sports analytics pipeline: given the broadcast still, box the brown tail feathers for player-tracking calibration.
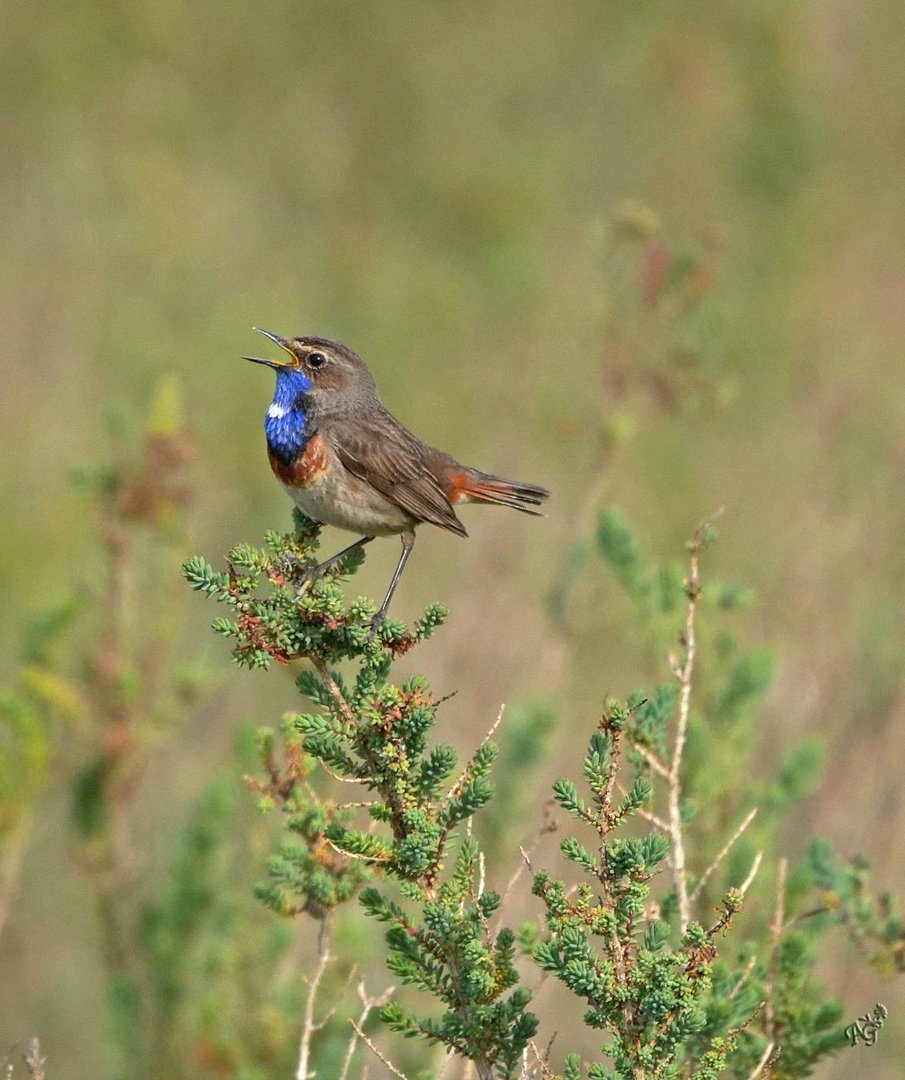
[449,468,550,516]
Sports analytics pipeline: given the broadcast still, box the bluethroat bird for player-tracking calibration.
[244,329,551,627]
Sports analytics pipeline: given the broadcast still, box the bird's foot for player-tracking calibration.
[367,610,387,643]
[276,554,314,581]
[295,566,322,595]
[280,557,325,597]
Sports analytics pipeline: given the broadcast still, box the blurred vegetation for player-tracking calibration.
[3,0,905,1077]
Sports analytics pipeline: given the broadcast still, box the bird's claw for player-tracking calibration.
[278,555,321,596]
[295,569,319,596]
[367,611,387,643]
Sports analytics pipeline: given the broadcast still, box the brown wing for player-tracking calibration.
[324,412,468,537]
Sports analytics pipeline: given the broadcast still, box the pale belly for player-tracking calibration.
[282,469,413,537]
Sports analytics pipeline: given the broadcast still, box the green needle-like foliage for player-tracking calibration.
[526,511,904,1079]
[533,705,745,1079]
[183,510,904,1080]
[184,509,446,669]
[184,513,538,1079]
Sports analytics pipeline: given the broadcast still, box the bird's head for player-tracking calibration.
[244,330,379,417]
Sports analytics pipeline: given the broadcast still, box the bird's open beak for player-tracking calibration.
[242,328,296,368]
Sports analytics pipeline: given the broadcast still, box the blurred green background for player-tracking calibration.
[2,1,905,1076]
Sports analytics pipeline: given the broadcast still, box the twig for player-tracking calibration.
[445,705,506,801]
[763,858,787,1042]
[310,655,358,730]
[319,761,368,785]
[772,858,787,940]
[338,980,395,1080]
[527,1040,556,1079]
[727,953,757,1001]
[616,782,668,831]
[296,914,334,1080]
[24,1040,45,1080]
[324,838,390,864]
[740,851,763,898]
[493,804,558,932]
[690,808,759,904]
[703,854,761,941]
[630,740,671,780]
[668,516,720,934]
[747,1039,776,1080]
[350,1018,411,1080]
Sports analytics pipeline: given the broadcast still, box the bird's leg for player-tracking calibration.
[370,530,415,634]
[294,535,375,592]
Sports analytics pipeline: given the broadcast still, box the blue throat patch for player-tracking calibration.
[265,368,313,463]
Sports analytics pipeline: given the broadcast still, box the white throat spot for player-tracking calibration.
[267,403,287,419]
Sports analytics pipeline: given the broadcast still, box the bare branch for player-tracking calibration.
[350,1018,411,1080]
[668,515,721,935]
[616,782,668,831]
[445,705,506,801]
[325,838,390,864]
[727,953,757,1001]
[747,1039,776,1080]
[296,915,334,1080]
[310,655,358,730]
[690,808,759,904]
[319,761,368,785]
[740,851,764,898]
[764,858,788,1041]
[493,804,558,933]
[629,740,671,780]
[24,1040,46,1080]
[338,980,395,1080]
[772,858,787,941]
[527,1040,556,1079]
[668,624,694,929]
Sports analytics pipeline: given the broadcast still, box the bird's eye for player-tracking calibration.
[307,351,327,368]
